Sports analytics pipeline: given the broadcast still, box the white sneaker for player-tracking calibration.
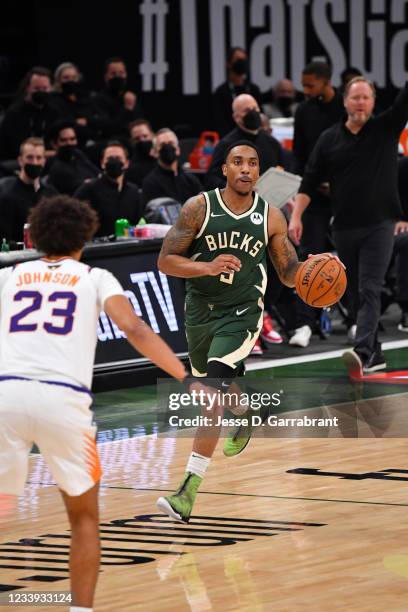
[289,325,312,348]
[347,324,357,343]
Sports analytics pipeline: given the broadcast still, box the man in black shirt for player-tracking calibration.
[142,128,202,208]
[289,61,345,348]
[205,93,283,190]
[92,57,143,140]
[47,121,99,195]
[126,119,156,187]
[212,47,262,136]
[0,137,57,244]
[0,67,61,160]
[289,77,408,373]
[74,142,143,237]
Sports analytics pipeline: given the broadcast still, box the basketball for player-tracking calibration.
[295,255,347,308]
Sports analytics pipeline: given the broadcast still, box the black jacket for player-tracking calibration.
[92,89,143,139]
[74,174,143,236]
[0,176,57,243]
[142,164,202,207]
[299,84,408,229]
[47,150,99,195]
[204,127,284,190]
[0,99,61,160]
[213,81,263,136]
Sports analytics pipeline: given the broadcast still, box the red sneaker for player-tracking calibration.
[260,313,283,344]
[250,338,263,356]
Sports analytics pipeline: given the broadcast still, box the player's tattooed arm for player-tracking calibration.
[159,194,241,278]
[267,207,301,287]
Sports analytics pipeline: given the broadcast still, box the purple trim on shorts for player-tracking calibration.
[0,375,93,398]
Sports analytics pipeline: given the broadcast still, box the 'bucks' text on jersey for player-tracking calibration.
[186,188,269,306]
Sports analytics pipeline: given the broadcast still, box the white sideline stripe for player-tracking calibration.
[246,338,408,372]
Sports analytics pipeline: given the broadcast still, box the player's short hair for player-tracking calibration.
[28,195,99,255]
[344,76,376,98]
[302,61,332,80]
[104,56,126,72]
[224,140,260,163]
[128,118,153,133]
[101,140,129,159]
[19,137,45,156]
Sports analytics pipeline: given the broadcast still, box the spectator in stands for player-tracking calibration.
[141,128,202,208]
[0,67,61,160]
[47,121,99,195]
[52,62,101,146]
[126,119,156,186]
[0,137,57,244]
[263,79,299,119]
[74,141,143,237]
[93,57,143,139]
[290,77,408,373]
[213,47,262,136]
[205,93,284,190]
[289,61,345,348]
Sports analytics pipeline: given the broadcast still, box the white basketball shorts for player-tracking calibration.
[0,378,102,496]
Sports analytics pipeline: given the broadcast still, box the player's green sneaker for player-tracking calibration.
[156,472,202,523]
[223,402,271,457]
[223,421,253,457]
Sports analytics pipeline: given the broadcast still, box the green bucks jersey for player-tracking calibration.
[186,188,269,306]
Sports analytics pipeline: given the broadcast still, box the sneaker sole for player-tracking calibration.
[156,497,187,523]
[363,363,386,373]
[223,435,251,457]
[398,324,408,332]
[260,334,283,345]
[342,350,363,379]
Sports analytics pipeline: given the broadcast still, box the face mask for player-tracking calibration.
[105,157,124,178]
[31,91,48,106]
[24,163,42,179]
[276,96,294,111]
[159,143,177,165]
[242,109,261,131]
[107,76,126,94]
[231,59,248,75]
[135,140,153,157]
[61,80,81,96]
[58,144,77,161]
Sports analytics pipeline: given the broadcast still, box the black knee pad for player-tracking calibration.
[206,361,245,390]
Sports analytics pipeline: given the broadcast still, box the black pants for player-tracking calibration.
[296,202,332,327]
[333,220,395,360]
[394,231,408,305]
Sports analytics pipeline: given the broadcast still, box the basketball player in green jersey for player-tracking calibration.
[156,141,333,522]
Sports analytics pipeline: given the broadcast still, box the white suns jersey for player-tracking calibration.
[0,257,124,389]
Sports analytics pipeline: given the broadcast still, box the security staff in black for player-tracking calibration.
[156,141,336,524]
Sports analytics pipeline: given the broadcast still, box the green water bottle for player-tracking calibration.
[115,218,130,237]
[1,238,9,252]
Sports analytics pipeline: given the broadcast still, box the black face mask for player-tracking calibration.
[107,76,126,94]
[61,80,81,96]
[276,96,293,110]
[242,109,261,131]
[231,58,248,75]
[105,157,124,178]
[31,91,49,106]
[159,143,177,165]
[135,140,153,158]
[58,144,77,161]
[24,163,42,179]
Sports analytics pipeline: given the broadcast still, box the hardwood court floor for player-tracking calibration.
[1,429,408,611]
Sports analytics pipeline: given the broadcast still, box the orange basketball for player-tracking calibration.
[295,255,347,308]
